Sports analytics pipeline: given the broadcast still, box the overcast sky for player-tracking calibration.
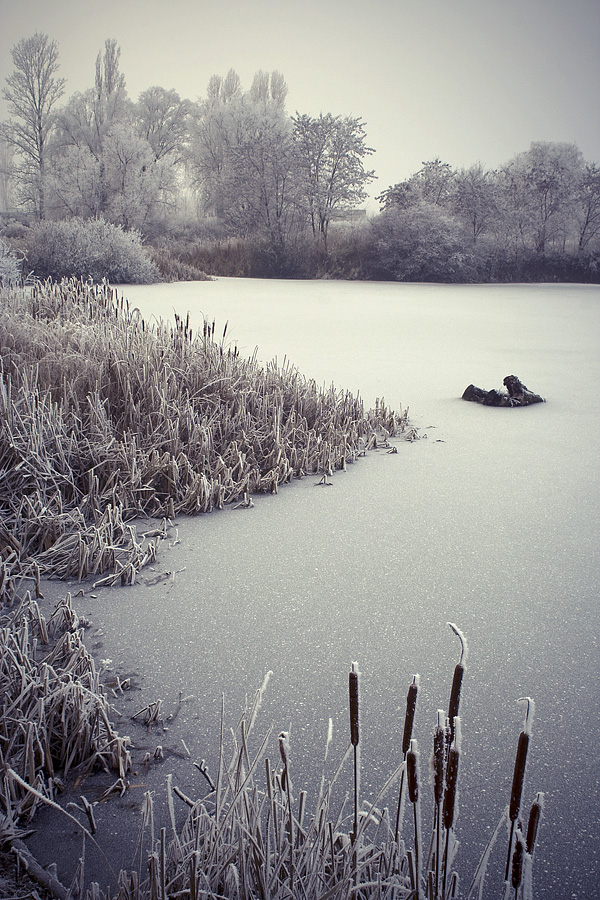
[1,0,599,206]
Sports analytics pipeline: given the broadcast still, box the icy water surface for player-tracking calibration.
[31,281,599,898]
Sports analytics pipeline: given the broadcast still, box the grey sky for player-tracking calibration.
[1,0,599,206]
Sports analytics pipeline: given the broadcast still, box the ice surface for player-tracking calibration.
[32,280,599,898]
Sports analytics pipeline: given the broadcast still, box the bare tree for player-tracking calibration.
[2,32,65,218]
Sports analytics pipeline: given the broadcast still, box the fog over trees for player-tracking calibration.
[2,32,599,282]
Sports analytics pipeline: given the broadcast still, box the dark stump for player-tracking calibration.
[462,375,545,406]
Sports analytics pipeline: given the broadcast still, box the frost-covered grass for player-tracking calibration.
[0,588,131,833]
[2,611,543,900]
[0,278,405,581]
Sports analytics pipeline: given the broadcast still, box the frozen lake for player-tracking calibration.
[32,279,599,898]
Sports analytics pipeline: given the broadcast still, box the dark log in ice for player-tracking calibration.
[462,375,545,406]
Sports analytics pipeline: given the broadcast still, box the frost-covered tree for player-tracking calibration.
[187,69,242,219]
[1,32,65,219]
[46,144,102,218]
[452,163,498,242]
[102,124,169,228]
[55,39,130,215]
[136,86,190,163]
[292,113,375,252]
[372,200,475,282]
[575,162,600,252]
[48,42,175,230]
[378,159,456,212]
[497,142,584,254]
[189,69,301,255]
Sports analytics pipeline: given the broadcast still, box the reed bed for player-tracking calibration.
[0,578,131,833]
[1,278,410,581]
[28,625,537,900]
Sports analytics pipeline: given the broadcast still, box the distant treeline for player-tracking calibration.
[1,34,599,283]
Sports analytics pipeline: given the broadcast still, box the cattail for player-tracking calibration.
[407,738,423,900]
[447,624,468,747]
[432,709,445,900]
[526,792,544,856]
[402,675,420,756]
[442,719,461,900]
[448,665,463,729]
[349,662,361,852]
[505,698,534,882]
[509,731,529,822]
[511,831,524,890]
[349,663,360,747]
[443,718,461,830]
[432,709,445,805]
[407,739,419,803]
[278,730,290,792]
[509,700,534,823]
[395,674,418,842]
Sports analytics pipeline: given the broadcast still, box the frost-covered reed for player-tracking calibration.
[1,622,539,900]
[0,581,131,832]
[0,278,409,582]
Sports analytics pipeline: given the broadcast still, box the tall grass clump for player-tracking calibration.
[0,278,409,581]
[0,570,131,840]
[24,218,159,284]
[16,623,538,900]
[148,245,213,282]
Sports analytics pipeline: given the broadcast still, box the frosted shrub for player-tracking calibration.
[26,217,159,284]
[0,238,21,287]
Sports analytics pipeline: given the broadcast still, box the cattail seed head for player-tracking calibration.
[509,731,529,822]
[447,624,467,746]
[443,748,459,829]
[407,739,420,803]
[448,664,464,735]
[278,730,290,792]
[526,792,544,855]
[511,830,525,890]
[402,675,419,756]
[349,663,360,747]
[432,710,445,804]
[443,720,461,830]
[278,731,290,768]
